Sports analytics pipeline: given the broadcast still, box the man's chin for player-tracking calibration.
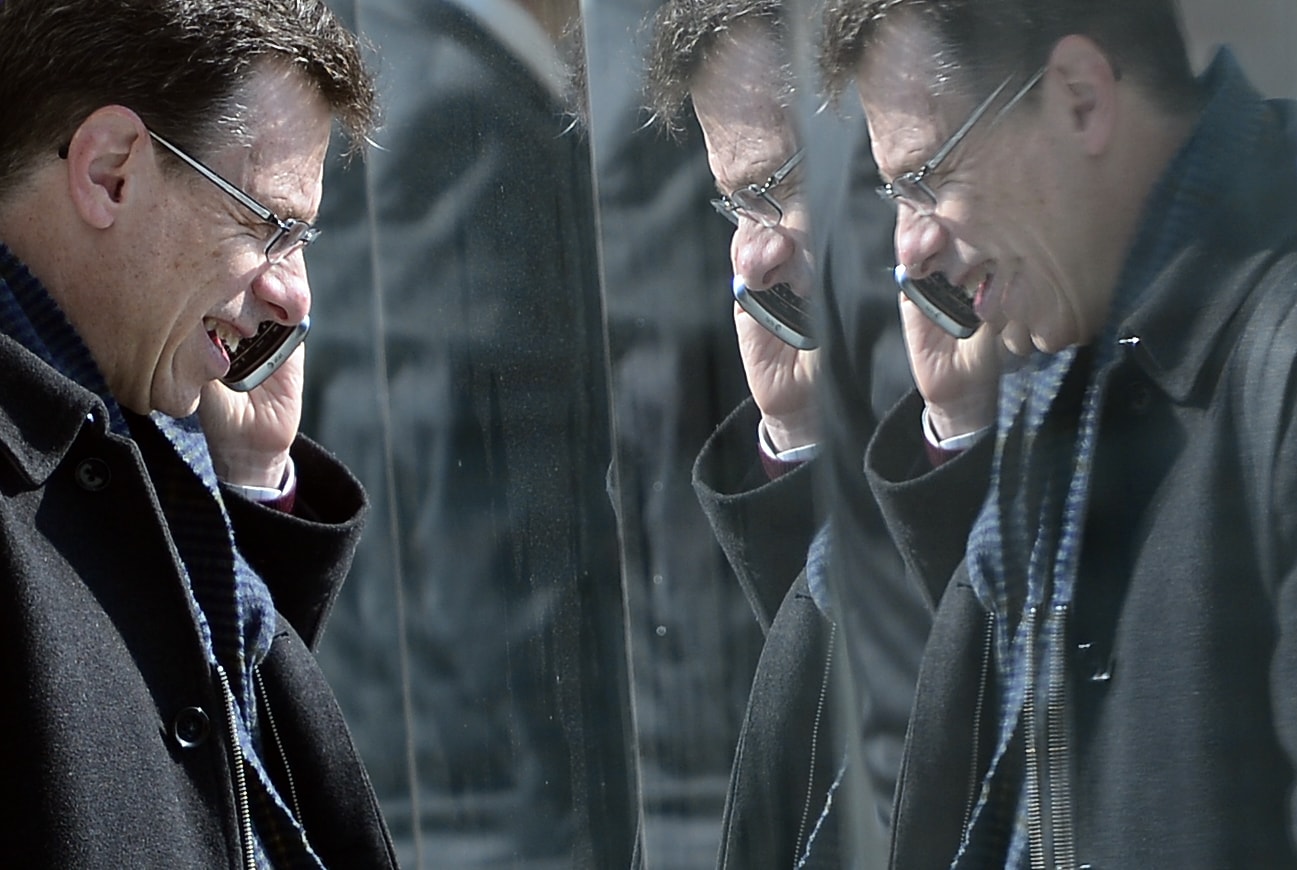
[149,384,204,420]
[999,321,1036,357]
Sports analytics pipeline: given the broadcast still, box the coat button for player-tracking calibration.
[172,706,212,749]
[74,458,111,491]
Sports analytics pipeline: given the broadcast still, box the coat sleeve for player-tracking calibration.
[864,389,995,610]
[692,396,819,633]
[1257,307,1297,846]
[223,434,368,649]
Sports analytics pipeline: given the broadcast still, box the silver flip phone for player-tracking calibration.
[893,265,980,339]
[220,314,311,391]
[732,277,818,350]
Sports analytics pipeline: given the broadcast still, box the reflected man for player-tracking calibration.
[821,0,1297,865]
[645,1,919,866]
[303,0,635,865]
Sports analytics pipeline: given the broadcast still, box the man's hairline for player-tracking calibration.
[686,20,798,131]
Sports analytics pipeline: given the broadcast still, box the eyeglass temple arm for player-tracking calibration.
[992,66,1048,125]
[147,130,280,226]
[923,75,1016,174]
[927,65,1048,174]
[767,149,805,188]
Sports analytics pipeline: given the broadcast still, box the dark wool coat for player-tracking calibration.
[866,94,1297,868]
[693,397,843,870]
[0,334,397,868]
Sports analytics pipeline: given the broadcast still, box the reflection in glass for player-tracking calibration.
[589,0,909,865]
[304,0,635,867]
[596,1,1297,869]
[290,0,1297,867]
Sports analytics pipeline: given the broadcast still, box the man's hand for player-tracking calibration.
[898,293,1002,440]
[198,343,304,489]
[735,299,819,452]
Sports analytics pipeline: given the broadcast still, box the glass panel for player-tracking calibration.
[582,1,772,866]
[588,1,1297,869]
[304,0,1297,868]
[304,1,637,867]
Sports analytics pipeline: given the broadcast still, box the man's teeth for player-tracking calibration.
[204,319,241,355]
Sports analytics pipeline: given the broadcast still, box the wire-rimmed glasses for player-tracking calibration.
[148,130,320,264]
[711,149,805,229]
[875,66,1047,216]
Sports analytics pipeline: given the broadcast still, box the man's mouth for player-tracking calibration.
[972,274,992,309]
[204,318,242,359]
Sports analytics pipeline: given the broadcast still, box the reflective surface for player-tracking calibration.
[298,0,1297,867]
[306,0,634,866]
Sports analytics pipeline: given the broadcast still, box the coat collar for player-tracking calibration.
[1116,243,1296,403]
[1111,54,1297,403]
[0,334,111,487]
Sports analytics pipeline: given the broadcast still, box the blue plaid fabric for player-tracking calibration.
[0,245,127,434]
[955,49,1270,868]
[0,243,321,868]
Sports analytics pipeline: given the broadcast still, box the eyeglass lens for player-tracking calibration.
[889,176,937,213]
[712,191,782,228]
[730,190,782,227]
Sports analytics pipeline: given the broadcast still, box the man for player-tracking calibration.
[820,0,1297,866]
[0,1,395,865]
[645,2,918,866]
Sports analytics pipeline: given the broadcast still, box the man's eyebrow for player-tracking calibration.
[255,188,317,224]
[713,168,761,198]
[717,156,800,197]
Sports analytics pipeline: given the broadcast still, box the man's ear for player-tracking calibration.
[63,106,152,230]
[1047,34,1118,157]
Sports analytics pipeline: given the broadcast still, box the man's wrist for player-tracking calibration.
[921,406,988,467]
[224,459,297,512]
[210,448,292,491]
[758,418,818,460]
[923,386,998,444]
[759,408,819,455]
[758,418,818,479]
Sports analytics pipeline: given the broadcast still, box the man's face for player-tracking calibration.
[92,65,331,416]
[690,27,813,304]
[858,25,1105,354]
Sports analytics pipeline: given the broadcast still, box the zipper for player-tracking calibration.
[1022,607,1046,870]
[255,666,304,824]
[962,611,996,835]
[1046,605,1077,869]
[794,621,836,868]
[1025,604,1078,870]
[216,664,258,870]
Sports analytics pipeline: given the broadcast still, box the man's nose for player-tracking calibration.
[253,254,312,325]
[893,205,946,278]
[731,219,795,290]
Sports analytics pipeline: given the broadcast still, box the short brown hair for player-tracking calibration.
[643,0,790,135]
[819,0,1199,111]
[0,0,377,200]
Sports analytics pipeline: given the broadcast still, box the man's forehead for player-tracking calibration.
[853,12,954,104]
[690,19,789,107]
[694,90,797,181]
[856,37,971,146]
[691,35,794,139]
